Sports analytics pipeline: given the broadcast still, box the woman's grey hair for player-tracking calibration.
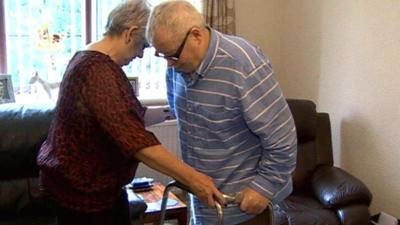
[146,0,205,45]
[104,0,150,36]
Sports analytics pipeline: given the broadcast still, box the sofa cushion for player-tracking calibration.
[0,177,51,217]
[276,194,340,225]
[286,99,319,190]
[292,141,317,191]
[0,103,55,179]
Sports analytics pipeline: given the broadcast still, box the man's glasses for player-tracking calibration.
[155,27,194,61]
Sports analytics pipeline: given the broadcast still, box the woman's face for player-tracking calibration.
[121,30,149,66]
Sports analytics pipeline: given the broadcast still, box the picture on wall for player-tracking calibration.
[0,74,15,104]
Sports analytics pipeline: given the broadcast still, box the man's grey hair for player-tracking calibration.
[104,0,150,36]
[146,0,205,45]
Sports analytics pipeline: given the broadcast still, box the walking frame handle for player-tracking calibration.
[159,180,275,225]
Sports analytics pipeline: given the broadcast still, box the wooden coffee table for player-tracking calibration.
[130,182,188,225]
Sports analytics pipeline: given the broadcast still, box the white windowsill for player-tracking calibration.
[139,98,168,106]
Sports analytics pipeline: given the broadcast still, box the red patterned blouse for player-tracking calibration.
[37,51,160,212]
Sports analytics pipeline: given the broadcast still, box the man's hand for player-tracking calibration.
[188,172,226,208]
[240,187,269,214]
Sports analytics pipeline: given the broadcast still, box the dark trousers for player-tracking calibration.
[52,191,131,225]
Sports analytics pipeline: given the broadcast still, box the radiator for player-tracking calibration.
[135,120,181,185]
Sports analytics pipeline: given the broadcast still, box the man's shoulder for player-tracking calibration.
[218,33,259,55]
[216,33,268,74]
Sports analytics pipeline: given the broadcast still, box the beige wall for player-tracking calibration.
[235,0,283,76]
[236,0,400,218]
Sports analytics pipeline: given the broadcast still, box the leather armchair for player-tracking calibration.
[275,99,373,225]
[0,103,147,225]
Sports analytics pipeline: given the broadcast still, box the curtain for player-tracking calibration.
[202,0,235,35]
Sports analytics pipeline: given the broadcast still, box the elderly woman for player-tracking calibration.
[37,1,224,225]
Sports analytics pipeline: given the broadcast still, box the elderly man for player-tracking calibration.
[146,1,297,225]
[37,1,224,225]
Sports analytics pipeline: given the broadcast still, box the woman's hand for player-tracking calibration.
[187,171,226,207]
[134,145,225,207]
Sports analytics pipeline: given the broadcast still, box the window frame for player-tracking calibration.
[0,0,7,74]
[0,0,201,105]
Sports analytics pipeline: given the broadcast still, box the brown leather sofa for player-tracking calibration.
[0,103,146,225]
[0,100,373,225]
[275,99,373,225]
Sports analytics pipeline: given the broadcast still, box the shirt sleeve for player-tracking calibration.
[81,60,160,159]
[238,55,297,203]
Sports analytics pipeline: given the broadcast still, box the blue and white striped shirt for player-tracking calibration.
[166,28,297,225]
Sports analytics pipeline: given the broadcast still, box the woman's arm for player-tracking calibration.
[134,144,225,207]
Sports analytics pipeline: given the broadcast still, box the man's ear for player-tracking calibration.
[190,27,203,44]
[124,25,139,44]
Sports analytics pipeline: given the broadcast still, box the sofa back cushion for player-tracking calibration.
[287,99,317,142]
[0,103,55,179]
[286,99,333,191]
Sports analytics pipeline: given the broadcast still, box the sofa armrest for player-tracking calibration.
[311,166,372,209]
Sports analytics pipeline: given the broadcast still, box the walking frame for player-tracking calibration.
[159,181,275,225]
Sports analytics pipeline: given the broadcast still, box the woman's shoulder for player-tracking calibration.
[69,51,115,71]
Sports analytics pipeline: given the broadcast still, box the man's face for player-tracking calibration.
[152,27,197,74]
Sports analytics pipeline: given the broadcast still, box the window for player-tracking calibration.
[0,0,202,104]
[2,0,84,103]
